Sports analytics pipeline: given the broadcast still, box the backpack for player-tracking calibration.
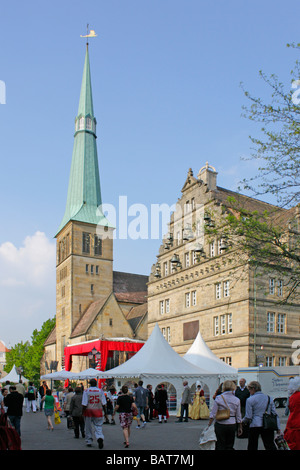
[27,386,35,401]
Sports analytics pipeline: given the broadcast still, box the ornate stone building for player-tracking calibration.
[147,164,300,368]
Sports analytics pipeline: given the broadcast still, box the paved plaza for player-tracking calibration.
[19,406,288,452]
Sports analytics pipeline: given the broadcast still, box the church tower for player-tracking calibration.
[55,44,114,366]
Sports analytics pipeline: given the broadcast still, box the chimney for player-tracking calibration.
[198,162,217,190]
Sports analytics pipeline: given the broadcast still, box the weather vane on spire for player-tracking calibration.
[80,24,98,46]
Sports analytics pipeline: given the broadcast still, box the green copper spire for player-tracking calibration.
[56,45,112,235]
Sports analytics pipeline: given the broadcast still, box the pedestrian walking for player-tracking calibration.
[63,386,75,417]
[102,384,115,424]
[1,389,8,413]
[26,382,37,413]
[176,381,192,422]
[15,380,26,399]
[133,380,148,428]
[145,384,154,421]
[208,380,242,450]
[243,380,280,450]
[39,381,49,411]
[109,386,118,424]
[82,378,107,449]
[283,376,300,450]
[3,385,24,436]
[69,386,85,439]
[235,378,250,417]
[114,385,138,448]
[154,383,168,423]
[41,389,56,431]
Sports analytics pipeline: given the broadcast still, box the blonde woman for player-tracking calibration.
[208,380,242,450]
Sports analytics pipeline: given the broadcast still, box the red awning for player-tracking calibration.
[64,339,144,372]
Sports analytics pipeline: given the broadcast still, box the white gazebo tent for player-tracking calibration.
[0,364,29,384]
[100,323,224,410]
[183,331,238,378]
[68,368,103,380]
[40,370,78,381]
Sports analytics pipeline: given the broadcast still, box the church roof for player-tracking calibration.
[70,295,111,338]
[113,271,148,304]
[126,303,148,332]
[69,272,148,339]
[56,46,112,236]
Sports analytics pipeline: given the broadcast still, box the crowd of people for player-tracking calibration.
[0,375,300,450]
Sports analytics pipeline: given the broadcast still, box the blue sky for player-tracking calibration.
[0,0,299,346]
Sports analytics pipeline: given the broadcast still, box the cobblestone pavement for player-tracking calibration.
[19,407,288,452]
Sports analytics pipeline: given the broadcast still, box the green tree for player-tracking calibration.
[4,341,30,377]
[5,317,55,385]
[206,43,300,302]
[240,42,300,208]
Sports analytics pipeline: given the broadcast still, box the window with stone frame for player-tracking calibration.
[94,235,102,256]
[269,278,275,295]
[191,290,197,306]
[82,232,90,254]
[277,314,286,334]
[267,312,275,333]
[215,282,222,299]
[223,280,230,297]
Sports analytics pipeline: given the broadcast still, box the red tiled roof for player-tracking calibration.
[0,341,10,353]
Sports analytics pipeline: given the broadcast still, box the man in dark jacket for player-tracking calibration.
[69,386,85,439]
[145,384,154,421]
[4,386,24,436]
[134,380,148,428]
[235,378,250,416]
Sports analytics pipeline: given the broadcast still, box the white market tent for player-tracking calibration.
[183,331,238,378]
[69,368,102,380]
[41,368,104,382]
[0,364,29,384]
[100,323,225,407]
[41,370,78,381]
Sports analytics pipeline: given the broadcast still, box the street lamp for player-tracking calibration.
[16,366,23,382]
[88,347,101,369]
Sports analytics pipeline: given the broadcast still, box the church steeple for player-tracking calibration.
[56,45,111,235]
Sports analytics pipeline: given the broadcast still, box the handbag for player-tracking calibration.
[199,425,217,450]
[215,395,230,421]
[262,396,278,430]
[131,404,138,416]
[54,411,61,425]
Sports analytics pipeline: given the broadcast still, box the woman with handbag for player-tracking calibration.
[208,380,243,450]
[113,385,138,448]
[243,381,280,450]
